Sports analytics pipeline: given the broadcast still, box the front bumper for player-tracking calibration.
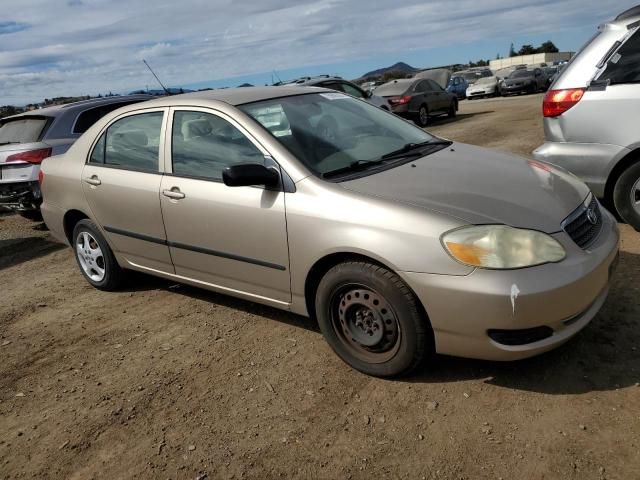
[0,181,42,211]
[400,208,619,361]
[533,141,630,198]
[501,83,533,95]
[467,88,494,98]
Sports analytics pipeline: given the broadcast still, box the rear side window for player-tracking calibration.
[73,102,140,134]
[426,79,444,91]
[598,29,640,85]
[88,112,163,172]
[0,117,49,144]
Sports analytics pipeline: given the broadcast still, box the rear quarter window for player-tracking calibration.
[598,29,640,84]
[0,117,50,144]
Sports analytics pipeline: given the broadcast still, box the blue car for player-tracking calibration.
[446,76,469,99]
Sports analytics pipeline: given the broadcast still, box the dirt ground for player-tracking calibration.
[1,94,639,480]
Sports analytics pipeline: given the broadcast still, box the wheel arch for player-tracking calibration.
[604,147,640,205]
[303,252,432,333]
[63,209,90,244]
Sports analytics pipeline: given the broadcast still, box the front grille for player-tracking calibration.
[562,195,603,249]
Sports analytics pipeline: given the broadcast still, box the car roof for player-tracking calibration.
[277,75,344,86]
[3,95,155,121]
[613,4,640,24]
[134,86,329,108]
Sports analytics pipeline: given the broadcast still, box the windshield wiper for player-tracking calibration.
[321,139,453,179]
[380,139,452,160]
[0,141,20,146]
[322,159,386,179]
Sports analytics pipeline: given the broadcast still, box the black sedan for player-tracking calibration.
[500,68,548,96]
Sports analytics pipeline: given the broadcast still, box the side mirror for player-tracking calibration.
[223,163,280,188]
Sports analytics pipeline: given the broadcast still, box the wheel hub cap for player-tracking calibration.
[334,287,400,363]
[76,232,106,282]
[632,177,640,214]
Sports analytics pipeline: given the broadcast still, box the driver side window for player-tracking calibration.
[171,111,264,181]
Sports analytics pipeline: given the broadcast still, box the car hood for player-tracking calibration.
[504,76,534,85]
[340,143,589,233]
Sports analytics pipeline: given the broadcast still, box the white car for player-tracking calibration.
[466,76,499,99]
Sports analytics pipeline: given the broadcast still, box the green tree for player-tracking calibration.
[509,43,517,57]
[539,40,559,53]
[518,44,537,55]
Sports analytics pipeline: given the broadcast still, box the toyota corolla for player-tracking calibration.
[40,87,619,377]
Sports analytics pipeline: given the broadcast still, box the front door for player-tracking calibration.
[159,108,291,305]
[82,109,173,273]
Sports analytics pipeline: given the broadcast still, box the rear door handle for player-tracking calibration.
[84,175,101,186]
[162,188,185,200]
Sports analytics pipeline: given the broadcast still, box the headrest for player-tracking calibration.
[182,119,212,140]
[111,129,148,151]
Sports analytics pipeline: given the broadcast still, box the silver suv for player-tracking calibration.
[533,5,640,230]
[0,95,152,219]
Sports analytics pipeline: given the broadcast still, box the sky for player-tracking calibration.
[0,0,636,105]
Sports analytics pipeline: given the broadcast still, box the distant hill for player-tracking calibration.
[359,62,418,80]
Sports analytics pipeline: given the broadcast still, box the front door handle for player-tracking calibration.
[84,175,101,186]
[162,187,185,200]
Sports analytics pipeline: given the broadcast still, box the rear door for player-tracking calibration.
[159,107,290,304]
[81,108,173,273]
[425,79,449,112]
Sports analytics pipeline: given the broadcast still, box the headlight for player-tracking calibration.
[441,225,566,269]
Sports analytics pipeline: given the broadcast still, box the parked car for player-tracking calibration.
[414,68,451,89]
[500,68,548,95]
[458,69,493,86]
[375,78,458,126]
[40,87,619,377]
[0,95,153,219]
[466,76,499,99]
[534,5,640,230]
[447,76,469,99]
[277,75,390,110]
[360,81,382,94]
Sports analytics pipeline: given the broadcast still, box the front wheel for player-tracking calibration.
[73,219,125,290]
[414,105,429,127]
[315,261,432,377]
[613,162,640,231]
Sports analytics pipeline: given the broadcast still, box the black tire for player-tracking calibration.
[315,261,432,377]
[414,104,429,127]
[613,162,640,231]
[18,210,43,222]
[448,101,457,118]
[72,219,124,290]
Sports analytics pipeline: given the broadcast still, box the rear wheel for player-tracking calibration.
[448,102,457,118]
[72,219,124,290]
[414,105,429,127]
[613,162,640,231]
[315,261,432,377]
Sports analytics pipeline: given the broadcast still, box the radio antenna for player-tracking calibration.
[143,59,170,95]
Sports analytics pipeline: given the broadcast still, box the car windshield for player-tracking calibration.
[461,73,479,82]
[239,93,437,178]
[0,117,49,144]
[475,76,496,85]
[373,81,412,96]
[509,70,532,79]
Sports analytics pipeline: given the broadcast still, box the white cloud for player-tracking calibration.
[0,0,631,104]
